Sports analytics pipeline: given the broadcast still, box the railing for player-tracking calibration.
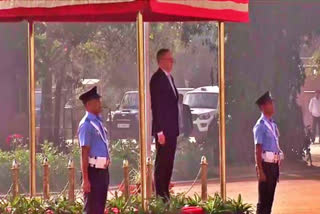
[5,156,209,202]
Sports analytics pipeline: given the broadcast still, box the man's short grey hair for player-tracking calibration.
[156,48,170,63]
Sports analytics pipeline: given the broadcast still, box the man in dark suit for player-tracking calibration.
[178,94,193,137]
[150,49,179,200]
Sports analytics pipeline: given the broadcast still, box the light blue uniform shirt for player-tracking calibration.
[253,114,280,153]
[78,112,110,158]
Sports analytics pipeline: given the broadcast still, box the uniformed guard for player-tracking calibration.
[253,91,284,214]
[78,86,110,214]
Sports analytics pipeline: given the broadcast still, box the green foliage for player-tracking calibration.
[201,194,226,214]
[48,197,83,214]
[224,195,254,214]
[224,3,308,163]
[148,195,184,214]
[108,139,140,185]
[0,138,210,193]
[0,193,253,214]
[0,196,82,214]
[0,142,81,194]
[202,194,254,214]
[185,193,202,207]
[174,138,215,180]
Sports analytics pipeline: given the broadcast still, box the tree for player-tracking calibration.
[222,0,320,163]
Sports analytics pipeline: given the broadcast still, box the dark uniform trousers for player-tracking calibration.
[154,135,177,200]
[83,167,110,214]
[257,162,279,214]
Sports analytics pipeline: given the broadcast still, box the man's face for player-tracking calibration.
[86,98,102,114]
[159,51,174,72]
[261,101,275,116]
[316,92,320,99]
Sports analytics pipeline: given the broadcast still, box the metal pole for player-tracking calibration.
[146,157,153,200]
[11,159,19,198]
[28,21,36,197]
[123,160,130,201]
[43,158,50,200]
[218,21,226,201]
[136,12,147,211]
[144,22,152,158]
[201,156,208,201]
[68,159,75,202]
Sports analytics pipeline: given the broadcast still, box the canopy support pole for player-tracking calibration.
[218,21,226,201]
[28,21,36,197]
[144,22,152,158]
[137,12,147,211]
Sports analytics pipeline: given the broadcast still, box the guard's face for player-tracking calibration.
[261,100,275,115]
[159,51,174,72]
[86,98,102,114]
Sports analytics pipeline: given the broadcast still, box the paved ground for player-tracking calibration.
[173,143,320,214]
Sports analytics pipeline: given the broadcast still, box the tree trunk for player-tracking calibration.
[53,70,64,147]
[39,69,53,144]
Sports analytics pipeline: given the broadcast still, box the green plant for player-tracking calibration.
[106,193,142,214]
[201,193,226,214]
[0,196,83,214]
[108,139,141,185]
[0,192,254,214]
[148,197,172,214]
[174,138,206,181]
[48,196,83,214]
[185,193,202,207]
[224,195,254,214]
[169,193,186,210]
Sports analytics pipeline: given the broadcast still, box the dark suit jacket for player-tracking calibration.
[181,104,193,137]
[150,68,179,137]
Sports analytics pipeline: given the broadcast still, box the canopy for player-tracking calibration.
[0,0,249,22]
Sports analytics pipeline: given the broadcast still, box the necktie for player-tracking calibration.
[168,74,177,97]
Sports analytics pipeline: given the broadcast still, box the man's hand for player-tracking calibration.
[256,166,267,182]
[158,133,166,145]
[106,159,111,167]
[82,179,91,193]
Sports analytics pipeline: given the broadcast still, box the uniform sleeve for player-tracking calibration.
[309,98,313,113]
[254,124,264,145]
[78,122,92,147]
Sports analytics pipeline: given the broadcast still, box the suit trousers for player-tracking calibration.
[257,162,279,214]
[154,135,177,200]
[83,167,109,214]
[312,116,320,141]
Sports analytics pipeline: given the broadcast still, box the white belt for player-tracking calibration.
[262,151,284,163]
[88,157,108,169]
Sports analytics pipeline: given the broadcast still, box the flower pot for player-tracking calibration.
[180,206,205,214]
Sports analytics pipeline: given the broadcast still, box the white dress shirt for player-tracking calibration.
[309,97,320,117]
[178,103,184,132]
[161,68,177,97]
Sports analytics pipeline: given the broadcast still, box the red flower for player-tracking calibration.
[6,133,24,147]
[45,210,54,214]
[105,208,119,214]
[6,207,12,213]
[6,135,11,145]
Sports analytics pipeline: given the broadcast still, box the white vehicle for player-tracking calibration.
[184,86,219,141]
[177,88,194,96]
